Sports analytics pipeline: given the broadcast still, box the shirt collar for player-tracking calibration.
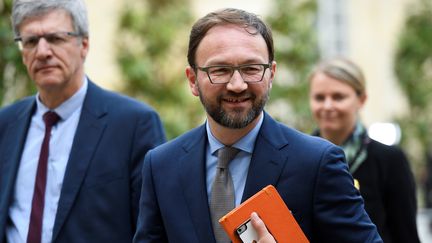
[35,77,88,120]
[206,111,264,155]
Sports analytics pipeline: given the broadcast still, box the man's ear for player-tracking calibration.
[269,61,277,89]
[80,37,90,60]
[186,66,199,97]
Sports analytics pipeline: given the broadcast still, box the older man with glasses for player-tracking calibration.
[0,1,166,243]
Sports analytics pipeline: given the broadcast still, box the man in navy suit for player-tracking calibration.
[0,0,165,242]
[133,8,382,243]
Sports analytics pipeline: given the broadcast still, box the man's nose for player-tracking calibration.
[34,38,53,59]
[226,70,247,92]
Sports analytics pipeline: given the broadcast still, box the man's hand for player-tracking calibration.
[250,212,276,243]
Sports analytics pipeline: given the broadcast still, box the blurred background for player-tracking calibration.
[1,0,431,240]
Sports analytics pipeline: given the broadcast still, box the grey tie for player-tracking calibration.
[210,146,240,243]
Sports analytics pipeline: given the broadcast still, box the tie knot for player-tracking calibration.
[43,111,61,127]
[217,146,240,169]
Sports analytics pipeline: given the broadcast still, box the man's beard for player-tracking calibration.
[197,86,268,129]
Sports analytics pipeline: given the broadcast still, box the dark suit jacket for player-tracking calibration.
[353,139,420,243]
[0,80,166,242]
[133,112,382,243]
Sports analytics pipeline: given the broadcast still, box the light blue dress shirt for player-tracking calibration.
[206,112,264,207]
[6,78,88,243]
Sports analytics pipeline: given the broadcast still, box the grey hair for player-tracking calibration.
[309,57,366,96]
[12,0,89,37]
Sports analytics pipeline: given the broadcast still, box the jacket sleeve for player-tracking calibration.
[133,151,169,243]
[312,145,383,243]
[130,110,166,230]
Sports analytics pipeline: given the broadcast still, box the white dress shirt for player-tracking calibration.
[6,79,88,243]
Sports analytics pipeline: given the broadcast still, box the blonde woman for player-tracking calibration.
[309,57,420,243]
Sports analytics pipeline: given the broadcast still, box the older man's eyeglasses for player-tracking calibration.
[196,63,271,84]
[14,31,81,51]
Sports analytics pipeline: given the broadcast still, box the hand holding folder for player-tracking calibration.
[218,185,309,243]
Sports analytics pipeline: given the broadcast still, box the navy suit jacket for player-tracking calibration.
[134,112,382,243]
[0,81,166,242]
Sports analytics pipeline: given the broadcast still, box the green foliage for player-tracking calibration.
[394,0,432,158]
[117,0,202,138]
[0,0,33,106]
[266,0,319,132]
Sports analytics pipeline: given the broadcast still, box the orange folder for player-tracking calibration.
[218,185,309,243]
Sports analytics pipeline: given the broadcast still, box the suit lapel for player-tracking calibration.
[179,125,216,242]
[179,114,289,241]
[52,82,107,241]
[0,100,35,239]
[242,113,289,201]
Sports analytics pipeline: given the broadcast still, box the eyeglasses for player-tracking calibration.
[196,63,271,84]
[14,31,81,51]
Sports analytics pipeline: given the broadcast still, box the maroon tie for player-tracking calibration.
[27,111,60,243]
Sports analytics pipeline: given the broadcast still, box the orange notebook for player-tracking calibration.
[218,185,309,243]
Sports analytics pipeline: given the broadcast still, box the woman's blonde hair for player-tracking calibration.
[309,57,366,96]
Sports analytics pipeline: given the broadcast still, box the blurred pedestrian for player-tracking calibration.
[309,57,420,243]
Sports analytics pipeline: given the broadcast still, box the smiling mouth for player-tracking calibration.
[223,97,250,103]
[321,116,336,120]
